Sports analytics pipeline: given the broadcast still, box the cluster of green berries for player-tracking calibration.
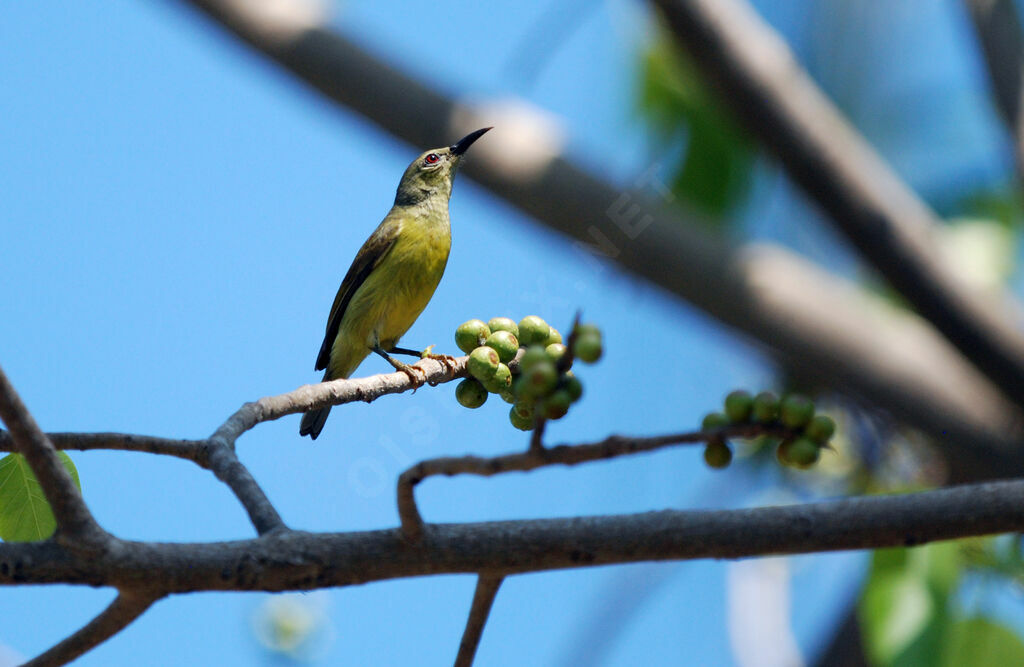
[700,390,836,470]
[453,315,602,430]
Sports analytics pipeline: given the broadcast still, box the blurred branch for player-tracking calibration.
[25,592,159,667]
[454,575,504,667]
[965,0,1024,176]
[175,0,1024,480]
[651,0,1024,409]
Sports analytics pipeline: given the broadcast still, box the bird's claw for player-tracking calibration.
[419,346,458,382]
[397,362,428,391]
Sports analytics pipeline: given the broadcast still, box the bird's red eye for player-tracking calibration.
[424,153,440,164]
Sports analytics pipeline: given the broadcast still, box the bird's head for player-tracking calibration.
[394,127,491,206]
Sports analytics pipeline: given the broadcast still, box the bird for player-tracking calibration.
[299,127,492,439]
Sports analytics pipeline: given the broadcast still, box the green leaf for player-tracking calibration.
[859,543,964,666]
[861,569,934,665]
[0,452,81,542]
[941,617,1024,667]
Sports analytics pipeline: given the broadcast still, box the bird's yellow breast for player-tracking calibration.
[328,212,451,379]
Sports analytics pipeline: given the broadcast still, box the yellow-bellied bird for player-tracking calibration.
[299,128,492,439]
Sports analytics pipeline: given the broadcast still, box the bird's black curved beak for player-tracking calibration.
[450,127,492,156]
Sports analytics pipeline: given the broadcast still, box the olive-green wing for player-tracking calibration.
[314,220,400,371]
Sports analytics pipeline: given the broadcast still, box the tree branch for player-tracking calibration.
[0,432,209,466]
[175,0,1024,478]
[398,425,787,539]
[454,575,504,667]
[5,478,1024,591]
[964,0,1024,177]
[0,366,106,547]
[24,591,158,667]
[650,0,1024,408]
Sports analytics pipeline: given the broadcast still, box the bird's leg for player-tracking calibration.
[373,345,427,388]
[417,344,459,375]
[390,345,458,374]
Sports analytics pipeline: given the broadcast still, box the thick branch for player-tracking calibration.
[5,478,1024,591]
[0,366,105,546]
[24,591,158,667]
[651,0,1024,407]
[176,0,1024,477]
[454,575,504,667]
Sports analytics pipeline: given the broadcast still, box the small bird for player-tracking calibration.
[299,127,492,439]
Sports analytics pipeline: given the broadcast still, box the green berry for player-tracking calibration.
[540,389,572,420]
[485,330,519,363]
[786,437,820,468]
[562,373,583,402]
[573,333,602,364]
[776,439,794,466]
[780,394,815,429]
[574,323,601,339]
[481,363,512,394]
[488,317,519,339]
[752,392,780,423]
[804,415,836,444]
[545,343,567,364]
[455,319,490,355]
[517,345,549,374]
[518,315,551,346]
[724,390,754,423]
[455,379,488,409]
[545,328,563,345]
[704,439,732,469]
[509,406,533,431]
[518,360,558,398]
[511,401,534,420]
[500,390,517,404]
[467,346,500,382]
[702,412,729,431]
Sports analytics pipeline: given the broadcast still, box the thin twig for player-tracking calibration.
[528,419,547,453]
[454,575,504,667]
[397,424,788,538]
[24,590,158,667]
[204,440,286,535]
[214,355,466,446]
[651,0,1024,408]
[0,365,106,547]
[0,432,209,466]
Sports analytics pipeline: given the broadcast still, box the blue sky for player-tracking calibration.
[0,1,1016,665]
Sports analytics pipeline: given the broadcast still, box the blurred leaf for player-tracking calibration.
[859,543,963,666]
[0,452,80,542]
[959,187,1024,231]
[639,33,754,219]
[941,617,1024,667]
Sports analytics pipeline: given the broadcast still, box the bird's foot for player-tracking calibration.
[419,345,458,381]
[392,360,428,390]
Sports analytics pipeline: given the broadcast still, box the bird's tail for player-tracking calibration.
[299,405,331,440]
[300,370,334,440]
